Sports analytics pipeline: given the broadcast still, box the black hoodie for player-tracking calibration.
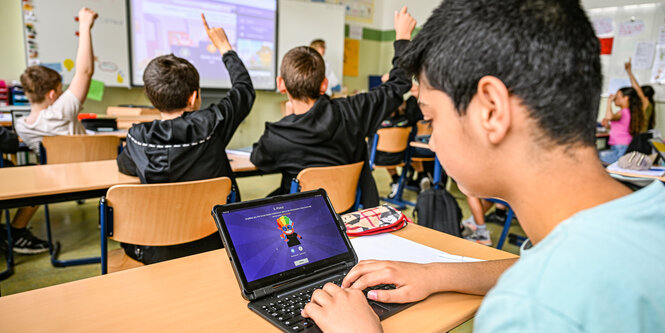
[250,40,411,208]
[116,50,255,264]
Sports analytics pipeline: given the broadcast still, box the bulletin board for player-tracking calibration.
[587,2,665,101]
[21,0,131,88]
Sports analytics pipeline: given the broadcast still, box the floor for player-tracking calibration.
[0,169,526,332]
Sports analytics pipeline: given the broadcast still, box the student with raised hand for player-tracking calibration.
[301,1,665,332]
[15,7,98,154]
[600,87,644,164]
[116,13,255,265]
[6,7,98,255]
[250,7,414,208]
[625,58,656,130]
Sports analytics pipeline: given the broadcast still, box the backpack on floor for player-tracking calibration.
[414,187,463,237]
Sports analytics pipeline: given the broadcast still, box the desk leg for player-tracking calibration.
[0,210,14,281]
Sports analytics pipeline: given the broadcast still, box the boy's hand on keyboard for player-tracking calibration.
[342,260,433,303]
[302,283,382,333]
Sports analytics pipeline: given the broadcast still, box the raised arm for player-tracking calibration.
[603,94,621,125]
[624,59,649,111]
[346,7,415,136]
[67,8,98,104]
[201,13,255,144]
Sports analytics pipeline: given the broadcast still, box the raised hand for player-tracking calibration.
[78,7,98,29]
[394,6,416,41]
[624,58,632,72]
[202,13,233,54]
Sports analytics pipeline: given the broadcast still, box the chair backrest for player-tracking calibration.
[105,177,231,246]
[375,127,412,153]
[42,135,120,164]
[296,161,363,213]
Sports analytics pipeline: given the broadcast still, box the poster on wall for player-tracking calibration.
[633,42,655,70]
[343,38,359,76]
[651,45,665,84]
[321,0,374,24]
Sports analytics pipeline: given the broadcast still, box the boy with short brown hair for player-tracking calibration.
[251,8,416,208]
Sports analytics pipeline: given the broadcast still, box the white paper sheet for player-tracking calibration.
[633,42,655,70]
[351,233,483,264]
[607,162,665,177]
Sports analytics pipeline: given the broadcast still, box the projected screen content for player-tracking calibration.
[129,0,276,90]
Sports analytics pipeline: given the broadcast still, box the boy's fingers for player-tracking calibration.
[401,6,408,14]
[201,13,211,31]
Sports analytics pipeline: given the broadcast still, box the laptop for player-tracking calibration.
[211,189,414,332]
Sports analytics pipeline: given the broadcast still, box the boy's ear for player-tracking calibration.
[474,76,512,145]
[46,89,57,102]
[319,78,328,95]
[187,90,199,109]
[277,76,287,94]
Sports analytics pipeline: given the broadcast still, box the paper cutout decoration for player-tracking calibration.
[343,38,359,77]
[87,79,105,101]
[117,73,124,84]
[599,38,614,55]
[63,59,75,71]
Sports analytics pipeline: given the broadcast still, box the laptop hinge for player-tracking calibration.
[255,262,349,299]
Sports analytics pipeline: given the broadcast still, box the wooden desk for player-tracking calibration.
[0,223,516,332]
[607,169,665,183]
[0,160,139,209]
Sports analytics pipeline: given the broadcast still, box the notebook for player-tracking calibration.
[211,189,414,332]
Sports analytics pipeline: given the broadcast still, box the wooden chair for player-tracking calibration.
[37,135,122,267]
[41,135,120,164]
[368,127,415,208]
[369,127,412,169]
[289,162,363,214]
[100,177,232,274]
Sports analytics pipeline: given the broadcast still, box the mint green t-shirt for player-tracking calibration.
[475,181,665,332]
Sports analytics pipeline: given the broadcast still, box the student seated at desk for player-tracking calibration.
[0,127,49,254]
[116,14,255,265]
[250,10,414,208]
[599,87,644,164]
[15,8,98,154]
[300,2,665,332]
[3,8,98,255]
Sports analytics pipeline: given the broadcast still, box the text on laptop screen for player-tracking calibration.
[222,195,348,283]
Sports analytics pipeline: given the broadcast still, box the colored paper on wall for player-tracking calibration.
[651,45,665,84]
[343,38,359,77]
[618,20,645,37]
[41,62,63,74]
[87,79,105,101]
[607,77,631,95]
[599,37,614,55]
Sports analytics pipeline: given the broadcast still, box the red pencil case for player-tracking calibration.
[341,205,409,236]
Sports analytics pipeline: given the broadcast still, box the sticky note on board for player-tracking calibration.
[87,79,105,101]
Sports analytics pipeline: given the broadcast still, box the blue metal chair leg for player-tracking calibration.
[433,158,443,190]
[100,197,108,275]
[381,148,416,209]
[496,208,514,250]
[0,210,15,281]
[44,204,100,267]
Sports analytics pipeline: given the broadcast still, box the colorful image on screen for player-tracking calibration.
[223,195,349,283]
[129,0,276,89]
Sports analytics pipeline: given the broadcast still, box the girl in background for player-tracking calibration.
[600,87,644,164]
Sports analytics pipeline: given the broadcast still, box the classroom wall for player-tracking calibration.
[2,0,664,148]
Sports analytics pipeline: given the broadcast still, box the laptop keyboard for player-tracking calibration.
[258,277,396,332]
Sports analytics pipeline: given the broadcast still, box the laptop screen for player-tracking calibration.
[220,193,351,283]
